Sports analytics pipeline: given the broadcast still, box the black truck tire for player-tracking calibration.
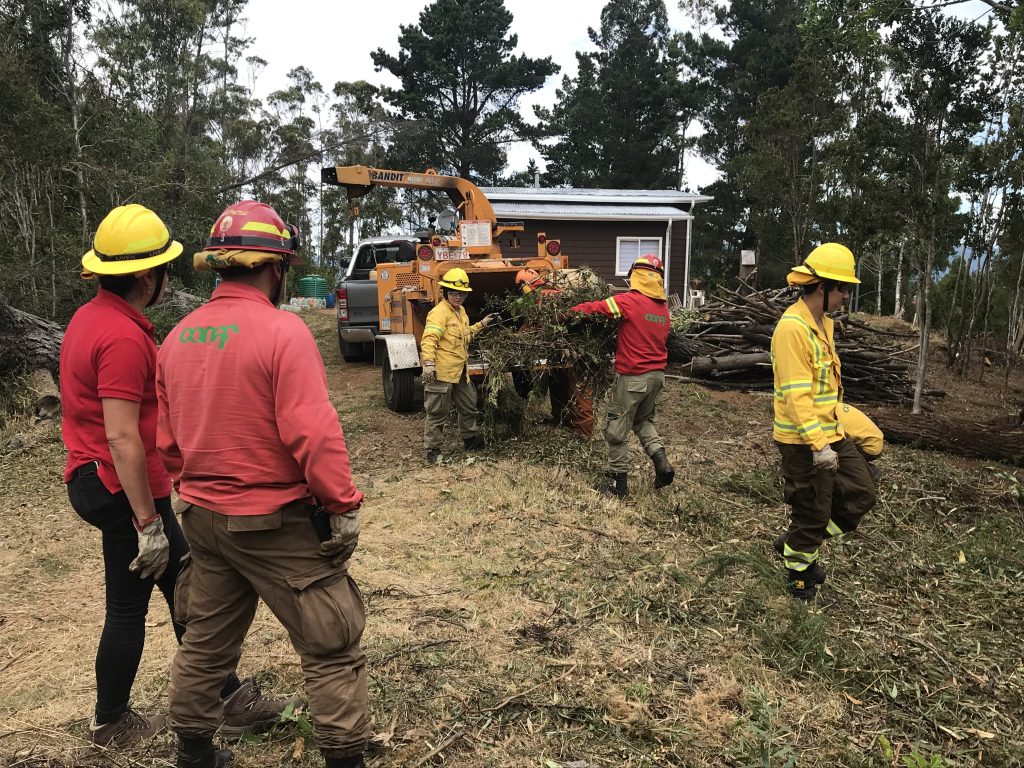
[339,336,363,363]
[382,349,416,412]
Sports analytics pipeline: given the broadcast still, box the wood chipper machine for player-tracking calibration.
[321,165,568,412]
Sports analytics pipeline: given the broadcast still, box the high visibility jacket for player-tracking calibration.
[839,403,884,458]
[420,300,484,383]
[771,298,845,450]
[570,291,669,374]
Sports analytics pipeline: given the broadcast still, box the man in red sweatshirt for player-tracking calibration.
[156,201,367,768]
[570,255,675,497]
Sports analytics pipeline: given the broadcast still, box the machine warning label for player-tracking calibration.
[460,220,492,247]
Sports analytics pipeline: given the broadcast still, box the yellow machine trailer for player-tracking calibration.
[321,165,568,412]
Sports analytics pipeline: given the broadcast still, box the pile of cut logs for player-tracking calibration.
[668,286,919,405]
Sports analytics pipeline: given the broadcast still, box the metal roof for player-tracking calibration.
[481,186,713,205]
[490,200,697,222]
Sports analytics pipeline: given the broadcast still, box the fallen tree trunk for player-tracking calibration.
[0,293,63,380]
[869,410,1024,466]
[690,352,771,376]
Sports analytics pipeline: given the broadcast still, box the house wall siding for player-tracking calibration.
[500,219,689,299]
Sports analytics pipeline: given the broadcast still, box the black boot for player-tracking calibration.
[177,735,234,768]
[786,569,818,601]
[463,434,486,451]
[325,755,366,768]
[651,448,675,489]
[773,533,826,584]
[596,472,628,498]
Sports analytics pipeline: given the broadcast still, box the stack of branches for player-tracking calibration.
[473,269,617,435]
[668,285,919,405]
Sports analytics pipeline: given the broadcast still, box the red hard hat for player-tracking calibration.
[194,200,302,271]
[629,254,664,276]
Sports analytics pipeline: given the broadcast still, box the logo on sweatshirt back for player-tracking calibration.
[644,313,667,325]
[178,324,238,349]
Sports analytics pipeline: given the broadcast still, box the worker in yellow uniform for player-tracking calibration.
[420,268,497,464]
[771,243,879,600]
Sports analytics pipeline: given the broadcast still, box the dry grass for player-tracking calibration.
[1,311,1022,767]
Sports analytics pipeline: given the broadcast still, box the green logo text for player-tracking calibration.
[179,324,239,349]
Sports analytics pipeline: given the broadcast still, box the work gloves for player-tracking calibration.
[129,515,170,580]
[320,511,360,565]
[421,360,436,384]
[480,313,500,328]
[812,444,839,472]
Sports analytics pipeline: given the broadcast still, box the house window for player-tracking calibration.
[616,237,663,276]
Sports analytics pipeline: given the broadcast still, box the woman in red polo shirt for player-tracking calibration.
[59,205,293,750]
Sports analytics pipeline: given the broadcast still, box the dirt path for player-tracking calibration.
[1,310,1022,767]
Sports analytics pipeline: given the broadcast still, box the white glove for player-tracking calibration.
[129,516,170,580]
[421,360,436,384]
[320,511,360,564]
[812,445,839,472]
[480,313,499,327]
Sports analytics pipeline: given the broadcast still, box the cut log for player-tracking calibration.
[690,352,771,376]
[869,410,1024,466]
[0,293,63,380]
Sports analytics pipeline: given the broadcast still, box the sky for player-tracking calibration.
[241,0,998,193]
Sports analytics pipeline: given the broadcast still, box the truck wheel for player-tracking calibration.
[382,349,416,412]
[339,337,362,363]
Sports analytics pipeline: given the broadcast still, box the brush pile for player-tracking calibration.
[668,286,918,405]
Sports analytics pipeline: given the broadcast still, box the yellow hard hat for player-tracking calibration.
[787,242,860,285]
[81,204,183,279]
[439,267,472,292]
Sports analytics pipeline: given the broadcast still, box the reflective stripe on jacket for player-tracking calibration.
[420,300,484,383]
[771,298,845,450]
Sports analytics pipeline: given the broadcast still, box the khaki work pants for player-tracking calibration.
[423,379,479,450]
[604,370,665,473]
[169,503,368,759]
[776,438,877,567]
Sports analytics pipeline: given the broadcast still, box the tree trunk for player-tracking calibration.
[894,243,905,318]
[690,352,771,376]
[912,238,933,415]
[875,249,883,315]
[870,409,1024,466]
[0,293,63,379]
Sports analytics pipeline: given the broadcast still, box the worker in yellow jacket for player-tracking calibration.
[771,243,879,600]
[420,268,497,464]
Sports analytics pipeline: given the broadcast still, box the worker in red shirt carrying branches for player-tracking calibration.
[157,201,368,768]
[568,255,675,497]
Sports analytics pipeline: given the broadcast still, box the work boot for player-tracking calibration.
[868,461,882,483]
[651,448,675,489]
[177,735,234,768]
[773,533,826,584]
[463,434,486,451]
[90,707,165,748]
[220,678,303,738]
[596,472,628,498]
[425,449,441,465]
[325,755,366,768]
[786,569,818,601]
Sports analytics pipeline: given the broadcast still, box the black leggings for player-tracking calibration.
[67,469,239,723]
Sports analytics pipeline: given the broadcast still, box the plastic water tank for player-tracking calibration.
[297,275,329,300]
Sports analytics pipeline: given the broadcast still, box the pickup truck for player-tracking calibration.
[334,236,418,362]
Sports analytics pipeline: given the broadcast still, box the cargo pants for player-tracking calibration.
[423,379,480,450]
[604,370,665,473]
[776,438,877,572]
[168,503,368,759]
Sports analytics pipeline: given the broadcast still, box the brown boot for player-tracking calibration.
[90,707,166,748]
[220,678,304,738]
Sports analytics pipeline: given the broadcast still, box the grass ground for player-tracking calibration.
[1,310,1022,768]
